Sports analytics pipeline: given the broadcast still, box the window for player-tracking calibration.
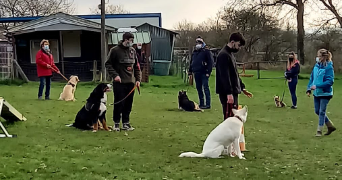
[30,39,59,64]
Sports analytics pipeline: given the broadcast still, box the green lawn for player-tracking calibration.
[1,70,342,180]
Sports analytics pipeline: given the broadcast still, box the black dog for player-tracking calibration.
[69,83,111,132]
[178,90,203,112]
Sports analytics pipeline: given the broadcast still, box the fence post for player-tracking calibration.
[257,62,260,79]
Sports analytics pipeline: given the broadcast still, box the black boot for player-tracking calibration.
[325,121,336,135]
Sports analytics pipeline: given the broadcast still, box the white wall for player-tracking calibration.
[89,17,159,28]
[62,31,81,58]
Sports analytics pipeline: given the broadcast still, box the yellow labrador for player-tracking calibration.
[58,75,80,101]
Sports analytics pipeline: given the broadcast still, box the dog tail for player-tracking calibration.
[179,152,205,158]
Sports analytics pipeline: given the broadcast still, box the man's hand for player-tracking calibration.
[47,64,51,69]
[287,79,292,82]
[135,81,140,87]
[114,76,121,83]
[206,74,209,77]
[243,89,253,98]
[227,94,234,104]
[310,85,316,90]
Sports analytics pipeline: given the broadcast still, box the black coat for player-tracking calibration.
[215,45,245,95]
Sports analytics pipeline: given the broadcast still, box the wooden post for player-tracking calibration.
[59,31,65,75]
[257,62,260,79]
[13,60,29,82]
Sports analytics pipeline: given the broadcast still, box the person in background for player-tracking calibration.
[35,39,60,100]
[135,43,146,71]
[188,36,214,109]
[285,52,300,109]
[215,32,253,120]
[306,49,336,137]
[105,32,141,131]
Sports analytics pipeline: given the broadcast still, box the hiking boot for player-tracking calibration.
[200,106,211,109]
[112,123,120,132]
[45,97,50,100]
[38,96,43,100]
[324,121,336,136]
[315,131,323,137]
[291,106,297,109]
[122,123,135,131]
[316,126,323,137]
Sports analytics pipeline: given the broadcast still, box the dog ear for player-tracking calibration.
[76,76,79,82]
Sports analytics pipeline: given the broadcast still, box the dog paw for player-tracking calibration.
[241,153,244,157]
[92,130,97,133]
[239,157,246,160]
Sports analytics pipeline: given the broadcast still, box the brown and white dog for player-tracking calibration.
[59,75,80,101]
[274,95,286,108]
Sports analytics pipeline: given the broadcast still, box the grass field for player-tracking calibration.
[1,70,342,180]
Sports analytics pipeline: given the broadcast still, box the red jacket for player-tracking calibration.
[35,49,59,77]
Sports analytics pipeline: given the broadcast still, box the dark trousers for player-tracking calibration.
[113,82,135,124]
[219,94,238,120]
[194,72,210,107]
[38,76,51,98]
[288,77,298,106]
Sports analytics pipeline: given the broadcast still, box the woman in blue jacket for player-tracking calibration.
[285,52,300,109]
[306,49,336,137]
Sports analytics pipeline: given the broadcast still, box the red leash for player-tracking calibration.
[51,67,69,82]
[225,103,234,119]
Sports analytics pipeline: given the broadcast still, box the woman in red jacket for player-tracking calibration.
[36,39,60,100]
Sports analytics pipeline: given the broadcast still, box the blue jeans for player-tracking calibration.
[288,77,298,106]
[314,96,331,126]
[194,73,210,107]
[38,76,51,98]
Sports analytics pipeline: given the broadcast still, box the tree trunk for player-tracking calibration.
[297,0,305,65]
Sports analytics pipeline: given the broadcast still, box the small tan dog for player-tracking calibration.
[59,75,80,101]
[274,95,286,108]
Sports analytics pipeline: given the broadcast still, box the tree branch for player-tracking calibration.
[259,0,298,10]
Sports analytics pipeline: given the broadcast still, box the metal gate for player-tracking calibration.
[0,43,13,80]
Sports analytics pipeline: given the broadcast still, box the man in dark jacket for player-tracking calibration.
[216,32,253,120]
[105,32,141,131]
[189,36,214,109]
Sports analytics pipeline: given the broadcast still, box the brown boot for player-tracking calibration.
[325,121,336,135]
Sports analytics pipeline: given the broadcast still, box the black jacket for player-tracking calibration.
[285,61,300,80]
[189,48,214,74]
[215,45,245,95]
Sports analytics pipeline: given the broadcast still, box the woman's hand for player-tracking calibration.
[310,85,316,90]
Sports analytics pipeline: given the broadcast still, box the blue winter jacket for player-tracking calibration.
[307,61,334,97]
[189,48,214,75]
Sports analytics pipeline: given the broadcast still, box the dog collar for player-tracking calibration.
[67,82,75,87]
[234,115,243,122]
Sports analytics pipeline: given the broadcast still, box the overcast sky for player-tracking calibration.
[72,0,227,29]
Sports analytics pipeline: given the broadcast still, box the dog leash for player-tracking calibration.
[51,67,69,82]
[225,103,234,120]
[112,85,138,105]
[280,79,287,102]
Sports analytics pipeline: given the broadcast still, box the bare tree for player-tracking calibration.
[319,0,342,28]
[258,0,307,65]
[90,4,129,14]
[0,0,74,29]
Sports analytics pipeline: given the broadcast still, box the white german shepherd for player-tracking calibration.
[179,105,248,160]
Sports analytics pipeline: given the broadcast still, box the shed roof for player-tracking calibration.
[136,23,179,35]
[108,31,151,45]
[7,12,116,35]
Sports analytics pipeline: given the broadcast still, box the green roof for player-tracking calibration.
[108,31,151,45]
